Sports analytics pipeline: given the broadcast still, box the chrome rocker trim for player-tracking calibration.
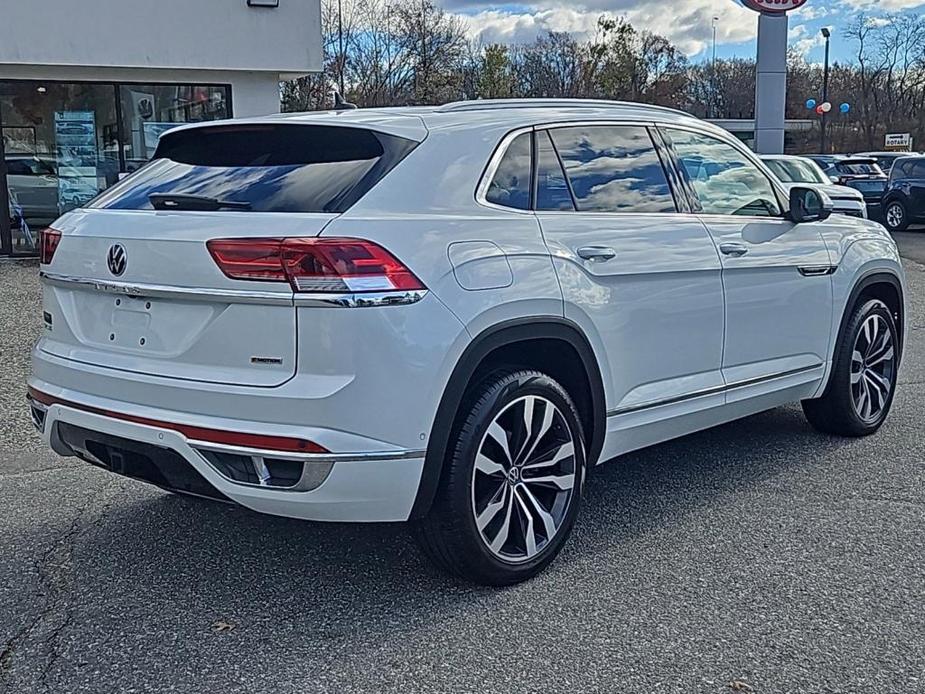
[607,364,824,417]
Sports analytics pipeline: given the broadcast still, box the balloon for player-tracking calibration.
[821,102,832,113]
[840,102,850,113]
[815,104,825,115]
[806,99,817,109]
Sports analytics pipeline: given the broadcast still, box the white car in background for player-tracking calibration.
[761,154,867,219]
[29,100,906,585]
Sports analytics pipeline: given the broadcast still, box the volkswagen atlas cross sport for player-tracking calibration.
[29,100,906,586]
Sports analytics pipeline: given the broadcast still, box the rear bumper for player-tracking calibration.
[28,380,425,522]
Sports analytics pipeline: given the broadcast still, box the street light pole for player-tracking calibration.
[337,0,345,97]
[820,27,831,154]
[711,16,719,119]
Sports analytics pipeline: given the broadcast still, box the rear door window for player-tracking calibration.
[89,124,418,213]
[548,126,676,213]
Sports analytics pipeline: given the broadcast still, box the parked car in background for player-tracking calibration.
[882,155,925,232]
[28,100,906,585]
[853,152,921,175]
[761,154,866,218]
[805,154,844,175]
[4,155,60,227]
[827,157,889,219]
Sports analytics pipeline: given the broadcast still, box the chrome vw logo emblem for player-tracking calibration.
[107,244,127,276]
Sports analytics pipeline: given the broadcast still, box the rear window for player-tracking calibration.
[835,161,884,176]
[89,124,418,213]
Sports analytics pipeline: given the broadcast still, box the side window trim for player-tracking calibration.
[529,130,539,211]
[648,127,690,214]
[654,126,702,213]
[542,129,579,211]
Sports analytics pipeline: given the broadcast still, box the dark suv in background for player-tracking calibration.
[883,156,925,231]
[826,157,889,220]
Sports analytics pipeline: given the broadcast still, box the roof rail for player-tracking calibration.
[436,98,691,117]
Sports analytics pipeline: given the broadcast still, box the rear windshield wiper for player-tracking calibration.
[148,193,252,211]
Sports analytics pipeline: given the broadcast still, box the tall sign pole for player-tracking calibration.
[742,0,808,154]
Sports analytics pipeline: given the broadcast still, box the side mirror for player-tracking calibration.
[788,186,833,224]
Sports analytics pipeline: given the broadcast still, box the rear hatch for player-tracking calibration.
[39,121,421,387]
[835,159,888,202]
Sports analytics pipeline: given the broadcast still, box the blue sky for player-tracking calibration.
[443,0,925,64]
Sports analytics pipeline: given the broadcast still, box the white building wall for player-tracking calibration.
[0,0,321,76]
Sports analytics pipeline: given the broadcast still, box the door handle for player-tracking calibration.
[577,246,617,262]
[719,242,749,257]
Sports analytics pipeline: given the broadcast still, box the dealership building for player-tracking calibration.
[0,0,321,256]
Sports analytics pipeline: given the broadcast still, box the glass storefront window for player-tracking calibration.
[120,85,230,172]
[1,82,117,253]
[1,80,231,255]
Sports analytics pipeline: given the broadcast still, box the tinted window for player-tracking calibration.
[835,161,883,176]
[549,126,675,213]
[535,131,574,211]
[896,158,925,179]
[665,129,781,217]
[485,133,531,210]
[90,124,418,213]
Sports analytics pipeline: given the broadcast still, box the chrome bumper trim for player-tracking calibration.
[293,290,428,308]
[40,272,428,308]
[187,439,427,463]
[40,272,292,305]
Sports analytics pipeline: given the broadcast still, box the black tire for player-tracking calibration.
[883,199,910,232]
[413,369,586,586]
[802,298,899,436]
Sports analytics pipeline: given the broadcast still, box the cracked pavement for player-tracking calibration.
[1,232,924,694]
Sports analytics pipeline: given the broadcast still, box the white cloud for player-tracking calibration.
[453,0,761,56]
[841,0,925,9]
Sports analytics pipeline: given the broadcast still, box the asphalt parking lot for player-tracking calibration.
[1,232,924,694]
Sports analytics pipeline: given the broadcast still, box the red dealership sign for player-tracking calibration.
[741,0,808,13]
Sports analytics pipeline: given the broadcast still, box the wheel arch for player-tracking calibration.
[822,269,905,396]
[409,318,606,519]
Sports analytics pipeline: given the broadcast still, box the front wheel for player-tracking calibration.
[803,298,899,436]
[884,200,910,232]
[414,370,586,586]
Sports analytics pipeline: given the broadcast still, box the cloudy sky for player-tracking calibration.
[442,0,925,64]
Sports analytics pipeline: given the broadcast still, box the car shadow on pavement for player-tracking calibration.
[50,403,863,663]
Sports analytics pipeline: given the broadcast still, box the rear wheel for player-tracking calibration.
[803,299,899,436]
[414,370,585,585]
[884,200,910,232]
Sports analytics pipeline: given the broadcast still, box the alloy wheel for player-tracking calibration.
[886,203,904,229]
[471,395,578,563]
[850,313,896,423]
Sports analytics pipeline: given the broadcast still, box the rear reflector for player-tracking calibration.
[39,228,62,265]
[27,387,328,454]
[206,237,425,293]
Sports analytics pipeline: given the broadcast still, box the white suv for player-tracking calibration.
[29,100,906,585]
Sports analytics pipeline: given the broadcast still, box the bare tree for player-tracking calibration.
[281,1,925,154]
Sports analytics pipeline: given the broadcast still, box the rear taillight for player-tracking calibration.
[207,238,425,293]
[39,228,62,265]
